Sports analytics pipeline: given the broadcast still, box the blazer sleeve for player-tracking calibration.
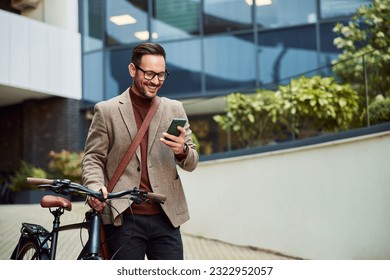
[175,104,199,172]
[81,103,109,191]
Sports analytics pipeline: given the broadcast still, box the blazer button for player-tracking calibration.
[137,167,140,172]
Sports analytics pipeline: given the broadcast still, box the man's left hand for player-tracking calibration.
[160,126,186,154]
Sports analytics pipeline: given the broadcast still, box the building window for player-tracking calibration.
[105,48,132,99]
[105,0,149,45]
[151,0,201,41]
[255,0,317,29]
[318,21,348,75]
[204,33,256,93]
[257,25,317,87]
[83,51,104,103]
[159,40,202,98]
[81,0,103,52]
[204,0,253,34]
[320,0,372,19]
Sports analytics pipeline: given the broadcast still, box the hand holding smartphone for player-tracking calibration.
[165,118,187,140]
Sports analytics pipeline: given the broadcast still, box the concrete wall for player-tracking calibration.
[180,131,390,260]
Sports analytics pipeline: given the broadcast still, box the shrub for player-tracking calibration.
[8,161,47,192]
[277,75,362,136]
[213,90,283,148]
[368,96,390,125]
[214,76,363,149]
[48,150,83,183]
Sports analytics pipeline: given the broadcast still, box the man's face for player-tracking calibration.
[129,54,166,100]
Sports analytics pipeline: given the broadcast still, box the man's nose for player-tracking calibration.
[150,74,160,83]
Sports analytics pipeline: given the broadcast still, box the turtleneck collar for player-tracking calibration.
[129,87,153,108]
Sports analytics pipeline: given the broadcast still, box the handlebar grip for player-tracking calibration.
[146,192,167,203]
[26,177,55,185]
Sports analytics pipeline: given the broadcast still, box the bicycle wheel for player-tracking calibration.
[13,236,49,260]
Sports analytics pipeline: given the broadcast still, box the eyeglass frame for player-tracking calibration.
[135,65,170,81]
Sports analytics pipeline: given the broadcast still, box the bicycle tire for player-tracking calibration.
[13,236,49,260]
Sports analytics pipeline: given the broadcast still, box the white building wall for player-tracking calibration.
[180,131,390,260]
[0,7,81,102]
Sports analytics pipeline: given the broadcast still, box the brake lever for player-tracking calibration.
[37,179,73,195]
[37,184,64,194]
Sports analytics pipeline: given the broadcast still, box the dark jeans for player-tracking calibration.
[105,212,183,260]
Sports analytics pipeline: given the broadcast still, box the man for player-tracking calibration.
[82,43,199,260]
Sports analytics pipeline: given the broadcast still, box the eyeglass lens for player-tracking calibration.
[136,66,169,81]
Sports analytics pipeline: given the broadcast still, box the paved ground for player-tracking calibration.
[0,202,298,260]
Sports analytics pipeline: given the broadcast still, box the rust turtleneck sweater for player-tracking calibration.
[129,87,162,215]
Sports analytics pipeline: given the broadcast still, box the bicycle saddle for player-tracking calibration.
[40,195,72,211]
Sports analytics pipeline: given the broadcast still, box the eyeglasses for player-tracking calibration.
[135,66,169,81]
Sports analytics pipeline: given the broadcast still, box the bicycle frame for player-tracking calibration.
[10,177,166,260]
[11,199,103,260]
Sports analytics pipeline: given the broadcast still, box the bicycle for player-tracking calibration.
[10,177,166,260]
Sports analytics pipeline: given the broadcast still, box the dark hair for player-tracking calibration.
[131,43,166,66]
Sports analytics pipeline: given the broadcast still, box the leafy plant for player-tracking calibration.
[48,150,83,183]
[368,96,390,125]
[332,0,390,98]
[191,133,200,153]
[8,161,47,192]
[213,90,284,148]
[277,76,362,137]
[214,76,362,149]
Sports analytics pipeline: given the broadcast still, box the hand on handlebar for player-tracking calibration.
[87,187,108,212]
[26,177,167,207]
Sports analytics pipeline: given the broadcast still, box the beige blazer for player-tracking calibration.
[81,89,199,227]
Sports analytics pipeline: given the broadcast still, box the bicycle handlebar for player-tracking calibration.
[26,177,55,185]
[26,177,166,204]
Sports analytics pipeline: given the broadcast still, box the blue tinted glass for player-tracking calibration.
[81,0,103,52]
[204,33,256,92]
[106,0,149,45]
[83,51,104,103]
[151,0,201,41]
[105,48,132,99]
[318,22,344,74]
[257,26,317,87]
[204,0,252,34]
[158,40,202,98]
[256,0,316,29]
[321,0,372,18]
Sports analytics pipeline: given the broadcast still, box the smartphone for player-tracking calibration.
[166,118,187,137]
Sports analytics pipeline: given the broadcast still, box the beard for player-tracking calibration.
[132,79,161,100]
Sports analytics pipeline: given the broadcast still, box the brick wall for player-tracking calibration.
[0,104,23,173]
[0,97,85,173]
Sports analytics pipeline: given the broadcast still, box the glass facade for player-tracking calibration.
[320,0,371,18]
[106,0,149,45]
[204,33,256,92]
[81,0,104,52]
[256,0,316,29]
[160,40,203,97]
[79,0,372,154]
[257,25,317,86]
[203,0,252,34]
[152,0,201,40]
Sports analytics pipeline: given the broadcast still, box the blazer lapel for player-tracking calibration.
[117,89,141,159]
[118,90,163,158]
[148,96,163,154]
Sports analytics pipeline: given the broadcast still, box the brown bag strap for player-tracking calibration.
[106,97,161,193]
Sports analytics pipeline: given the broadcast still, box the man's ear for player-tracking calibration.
[129,63,136,78]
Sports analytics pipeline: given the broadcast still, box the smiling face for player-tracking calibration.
[129,54,166,100]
